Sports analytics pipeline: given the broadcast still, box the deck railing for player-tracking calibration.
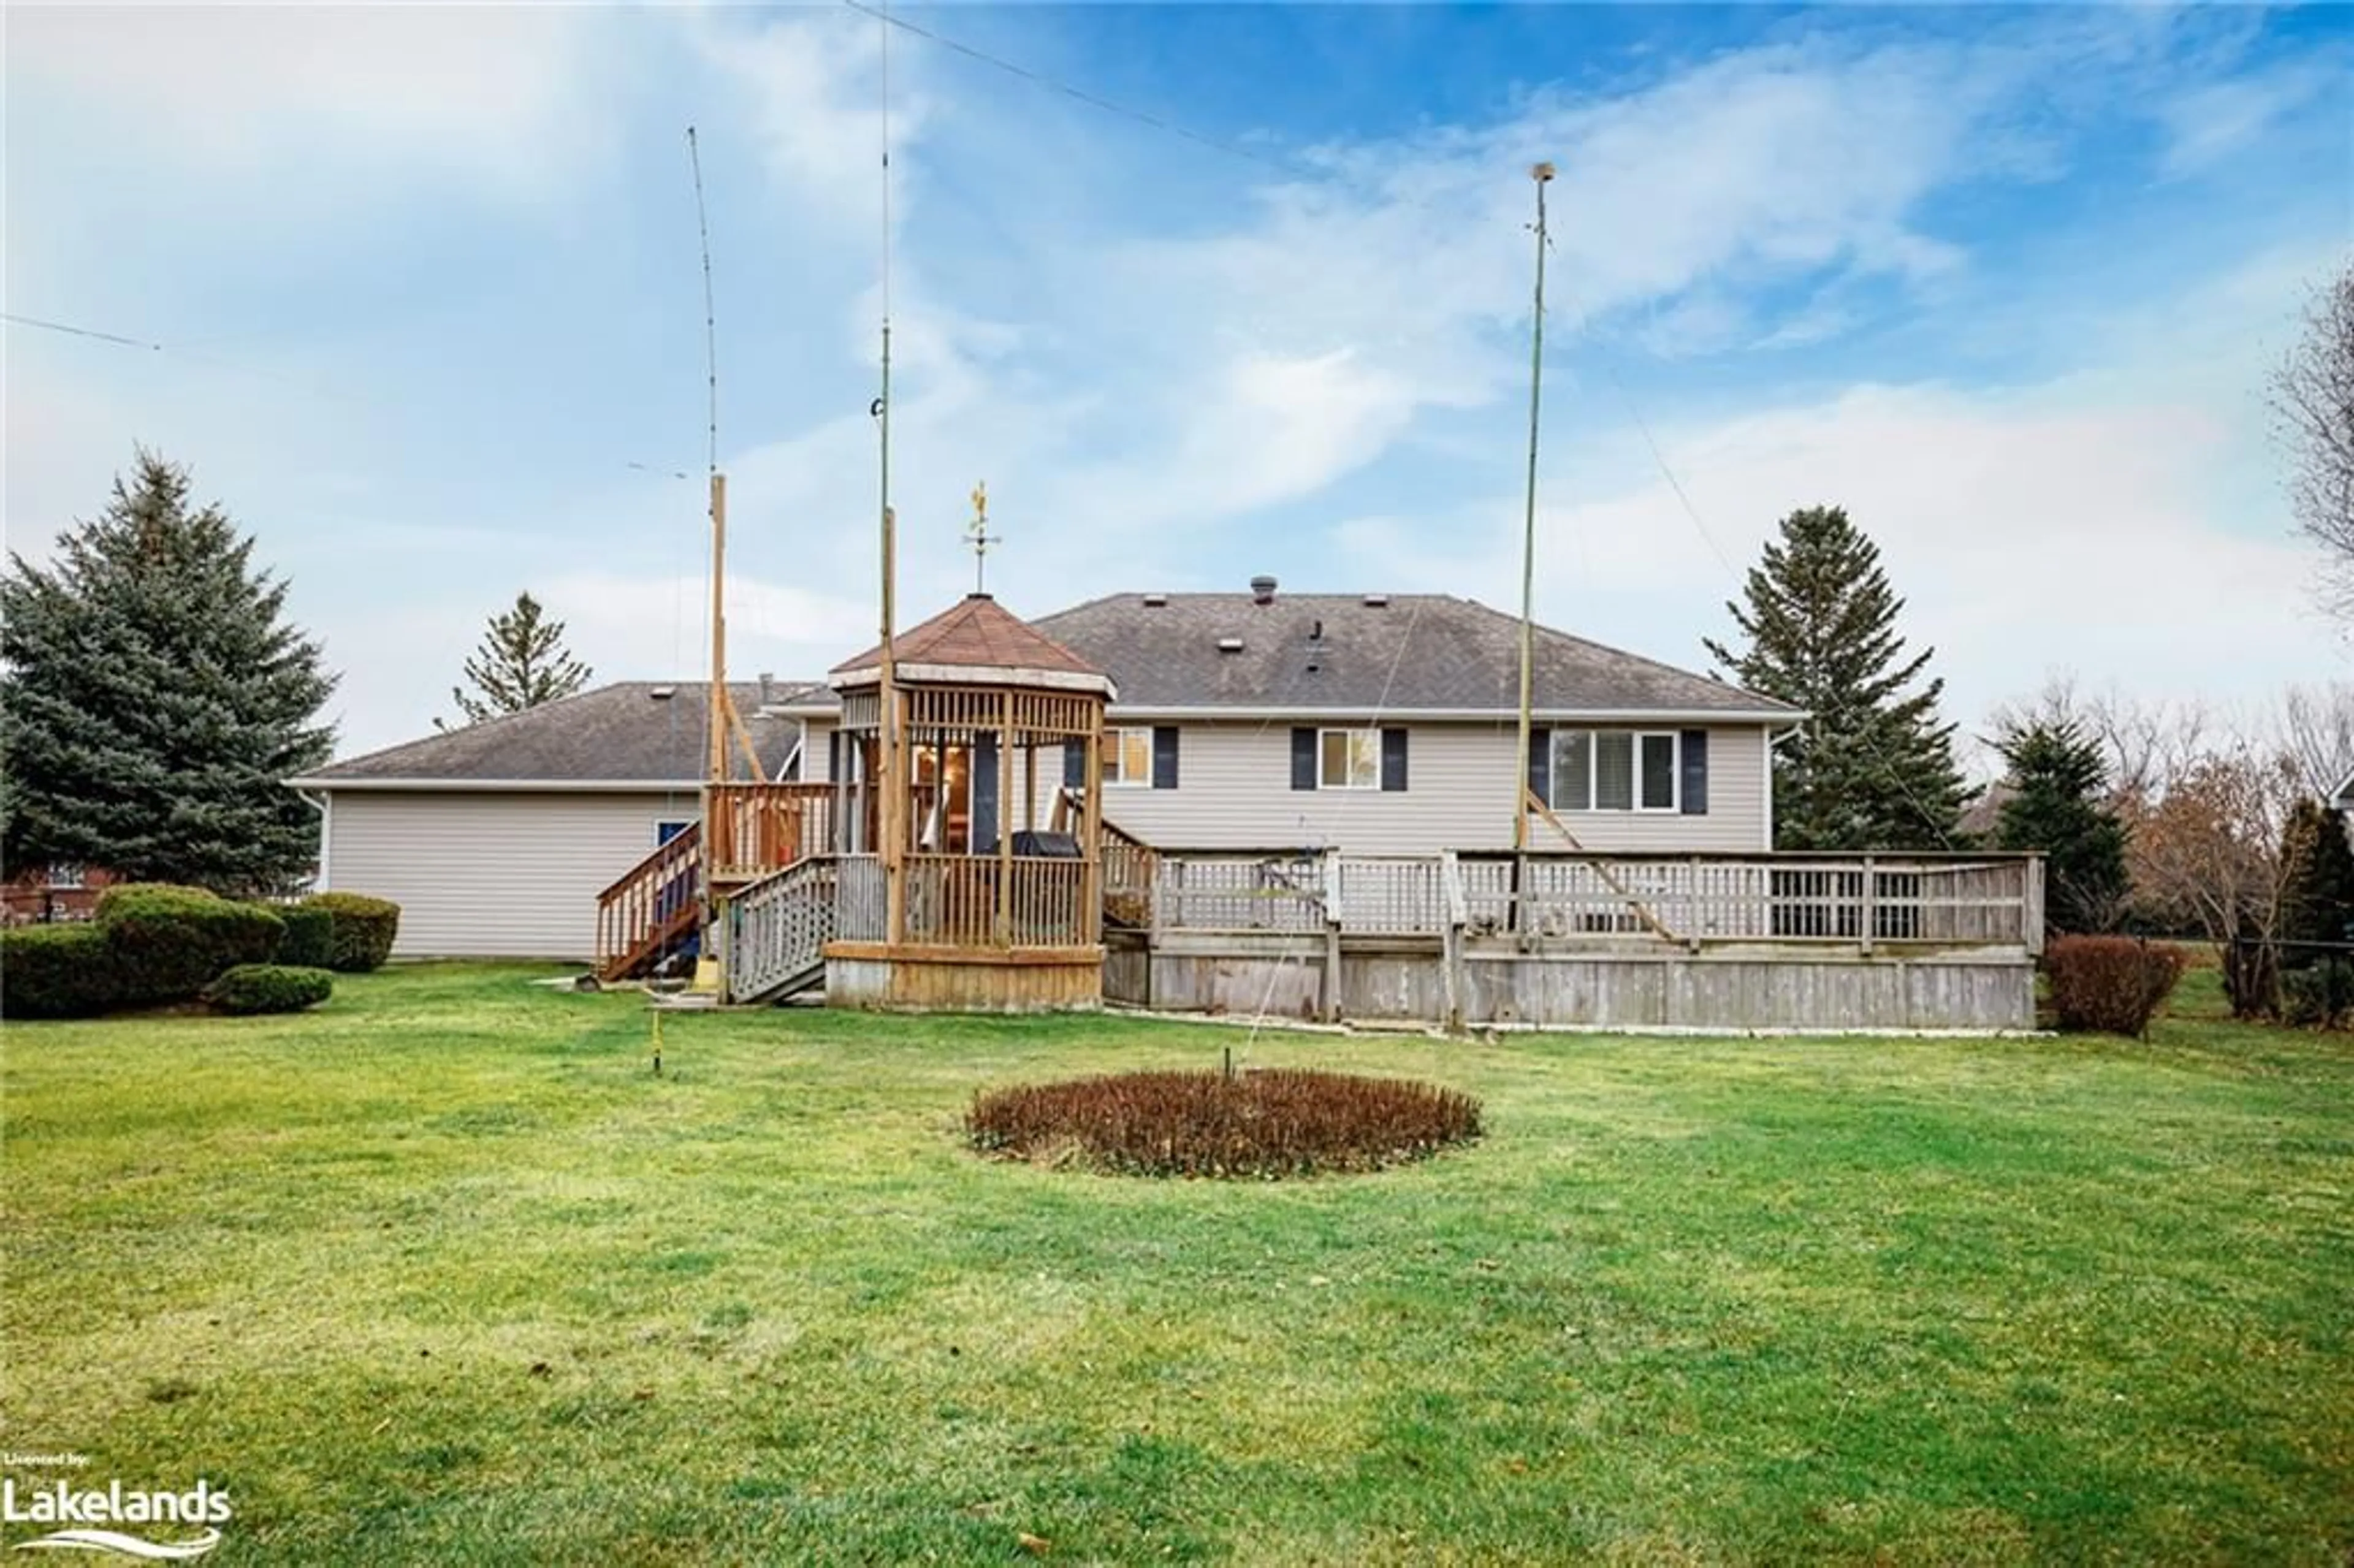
[903,853,1094,947]
[595,821,702,978]
[707,782,836,883]
[1133,850,2041,953]
[722,856,836,1003]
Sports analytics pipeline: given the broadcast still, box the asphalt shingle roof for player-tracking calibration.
[831,593,1104,680]
[297,682,802,785]
[1027,592,1795,716]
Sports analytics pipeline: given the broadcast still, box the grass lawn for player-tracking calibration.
[4,965,2351,1564]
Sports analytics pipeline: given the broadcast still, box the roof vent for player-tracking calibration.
[1363,593,1390,607]
[1216,636,1245,653]
[1249,574,1278,605]
[1142,593,1168,607]
[649,685,677,700]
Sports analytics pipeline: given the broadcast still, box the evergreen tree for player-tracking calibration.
[444,592,591,727]
[1993,716,2128,935]
[2279,797,2354,950]
[1704,504,1970,850]
[1,450,337,892]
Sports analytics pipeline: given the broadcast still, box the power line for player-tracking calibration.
[839,0,1309,181]
[1,312,162,352]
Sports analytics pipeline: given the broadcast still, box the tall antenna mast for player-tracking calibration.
[687,123,733,994]
[1512,161,1555,852]
[874,1,906,945]
[688,124,729,796]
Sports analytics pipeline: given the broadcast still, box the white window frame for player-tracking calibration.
[1550,729,1680,813]
[1318,728,1381,791]
[655,820,695,847]
[45,862,86,890]
[1102,727,1154,788]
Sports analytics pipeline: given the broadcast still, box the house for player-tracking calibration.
[771,577,1800,858]
[291,580,1796,959]
[288,682,802,959]
[1,862,118,926]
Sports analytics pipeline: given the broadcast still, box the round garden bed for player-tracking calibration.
[967,1067,1481,1178]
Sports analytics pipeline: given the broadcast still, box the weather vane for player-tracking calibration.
[965,481,1002,594]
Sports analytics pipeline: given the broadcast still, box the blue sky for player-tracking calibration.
[5,2,2348,762]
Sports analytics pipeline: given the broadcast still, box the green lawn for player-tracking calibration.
[4,965,2350,1565]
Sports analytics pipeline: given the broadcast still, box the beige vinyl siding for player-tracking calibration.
[324,790,699,959]
[1073,721,1771,855]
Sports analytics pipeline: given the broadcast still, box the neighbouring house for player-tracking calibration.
[1,862,118,925]
[2334,764,2354,832]
[291,580,1796,959]
[288,682,802,959]
[772,577,1803,859]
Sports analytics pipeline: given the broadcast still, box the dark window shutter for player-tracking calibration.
[1680,729,1708,815]
[828,729,844,783]
[1152,726,1179,790]
[1063,739,1086,791]
[1291,728,1317,791]
[1381,728,1408,792]
[1528,726,1552,808]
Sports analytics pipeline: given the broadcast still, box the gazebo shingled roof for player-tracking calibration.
[831,593,1107,687]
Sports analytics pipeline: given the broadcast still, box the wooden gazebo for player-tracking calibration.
[820,593,1113,1010]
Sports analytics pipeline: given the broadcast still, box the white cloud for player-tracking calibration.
[6,5,615,183]
[2159,59,2342,178]
[688,7,933,227]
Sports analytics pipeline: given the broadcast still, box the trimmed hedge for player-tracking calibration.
[302,892,400,973]
[275,905,335,969]
[0,924,116,1020]
[2045,935,2186,1038]
[205,963,335,1016]
[2280,957,2354,1031]
[97,884,285,1008]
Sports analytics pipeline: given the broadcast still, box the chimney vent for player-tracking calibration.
[758,671,774,706]
[1216,636,1245,653]
[1249,574,1278,604]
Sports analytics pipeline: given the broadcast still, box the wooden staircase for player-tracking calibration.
[720,856,837,1005]
[595,823,703,981]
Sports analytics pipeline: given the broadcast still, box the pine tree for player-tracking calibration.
[1993,716,2128,935]
[1704,504,1970,850]
[1,449,337,893]
[444,592,591,727]
[2279,797,2354,950]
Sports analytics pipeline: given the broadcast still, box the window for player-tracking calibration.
[45,862,85,890]
[1319,728,1380,790]
[656,820,694,845]
[1102,728,1153,786]
[1550,729,1678,812]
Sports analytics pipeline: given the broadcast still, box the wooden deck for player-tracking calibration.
[1107,848,2045,1032]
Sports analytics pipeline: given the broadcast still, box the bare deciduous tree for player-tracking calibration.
[2270,261,2354,615]
[2276,680,2354,801]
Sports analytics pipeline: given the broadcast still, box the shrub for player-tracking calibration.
[205,963,334,1016]
[97,884,285,1008]
[2044,935,2186,1038]
[0,925,117,1020]
[2279,957,2354,1031]
[969,1067,1482,1179]
[302,892,400,972]
[274,905,335,969]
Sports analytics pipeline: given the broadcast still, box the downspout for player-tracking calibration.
[295,787,331,891]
